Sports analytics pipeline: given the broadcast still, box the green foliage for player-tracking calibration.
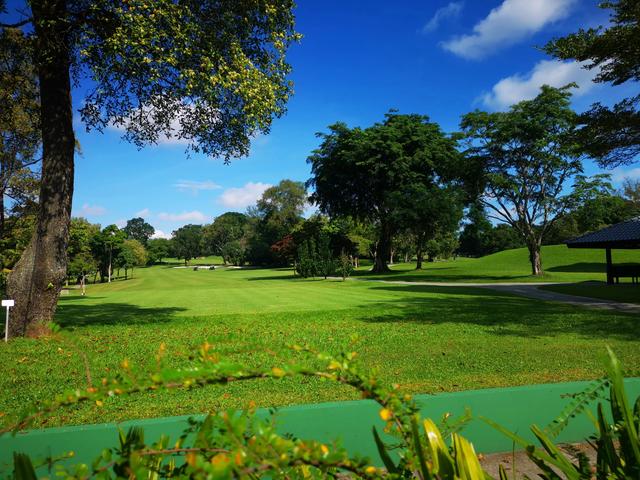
[308,113,468,272]
[220,240,247,266]
[3,345,489,479]
[116,239,147,277]
[483,348,640,479]
[202,213,248,258]
[146,238,172,265]
[67,252,98,279]
[123,217,155,245]
[69,0,301,159]
[90,225,127,282]
[338,251,354,280]
[544,0,640,167]
[7,344,639,479]
[460,86,587,275]
[172,224,204,265]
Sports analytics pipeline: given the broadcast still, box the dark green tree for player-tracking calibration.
[256,179,306,246]
[460,86,588,275]
[392,184,463,269]
[458,201,493,257]
[202,212,248,260]
[1,0,299,336]
[308,113,465,273]
[123,217,154,245]
[146,238,172,265]
[544,0,640,167]
[90,225,127,283]
[172,224,203,265]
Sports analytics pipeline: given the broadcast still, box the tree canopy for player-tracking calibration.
[1,0,299,335]
[544,0,640,167]
[308,113,465,272]
[460,86,590,275]
[123,217,155,245]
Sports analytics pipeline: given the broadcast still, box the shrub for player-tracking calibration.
[4,347,639,479]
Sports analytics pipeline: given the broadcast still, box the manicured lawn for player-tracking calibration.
[1,263,639,428]
[357,245,640,283]
[540,282,640,305]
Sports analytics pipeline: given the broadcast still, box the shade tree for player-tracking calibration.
[1,0,299,336]
[172,224,203,265]
[308,113,466,273]
[460,86,593,275]
[544,0,640,167]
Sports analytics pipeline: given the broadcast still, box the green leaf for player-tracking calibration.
[372,426,398,474]
[12,453,37,480]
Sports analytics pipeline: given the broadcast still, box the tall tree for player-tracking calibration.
[90,225,126,283]
[172,224,203,265]
[392,184,463,269]
[256,179,306,245]
[544,0,640,167]
[460,86,588,276]
[123,217,154,245]
[308,113,464,273]
[0,26,40,238]
[458,201,493,258]
[1,0,299,336]
[202,212,248,259]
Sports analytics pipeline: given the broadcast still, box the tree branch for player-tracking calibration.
[0,18,32,28]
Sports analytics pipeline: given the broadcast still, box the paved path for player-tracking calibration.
[349,278,640,314]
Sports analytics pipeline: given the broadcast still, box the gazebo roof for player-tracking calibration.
[565,216,640,249]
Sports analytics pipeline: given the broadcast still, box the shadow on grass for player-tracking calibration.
[358,284,640,340]
[547,262,605,273]
[353,271,532,282]
[56,300,186,327]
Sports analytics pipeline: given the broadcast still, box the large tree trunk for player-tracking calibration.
[372,220,391,273]
[527,239,543,276]
[7,0,74,337]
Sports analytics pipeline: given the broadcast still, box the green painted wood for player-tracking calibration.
[2,379,639,474]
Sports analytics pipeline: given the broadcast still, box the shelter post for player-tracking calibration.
[605,248,613,285]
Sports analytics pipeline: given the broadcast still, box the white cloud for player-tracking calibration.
[151,229,172,240]
[442,0,576,60]
[612,167,640,183]
[218,182,272,209]
[423,2,464,33]
[77,203,107,217]
[115,219,127,228]
[157,210,208,223]
[480,60,597,110]
[174,180,222,194]
[135,208,151,218]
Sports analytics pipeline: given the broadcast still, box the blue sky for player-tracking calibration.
[6,0,640,238]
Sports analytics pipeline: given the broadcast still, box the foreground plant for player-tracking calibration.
[3,344,490,479]
[2,346,638,479]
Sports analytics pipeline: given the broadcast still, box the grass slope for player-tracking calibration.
[1,262,639,428]
[358,245,640,283]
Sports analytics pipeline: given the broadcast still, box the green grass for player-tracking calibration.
[1,259,640,429]
[540,282,640,304]
[357,245,640,283]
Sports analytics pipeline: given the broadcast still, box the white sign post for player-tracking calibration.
[2,300,14,342]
